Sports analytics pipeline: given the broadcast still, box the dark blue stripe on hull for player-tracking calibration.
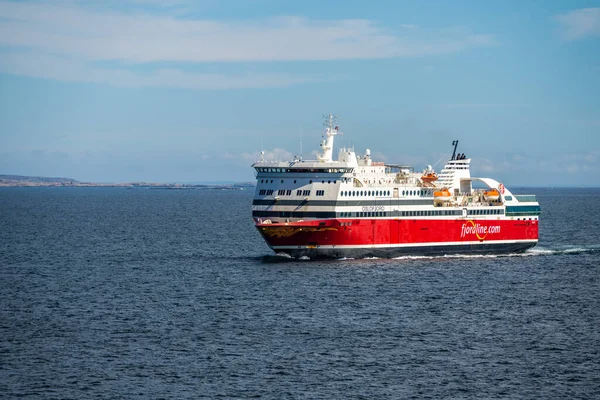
[274,241,538,259]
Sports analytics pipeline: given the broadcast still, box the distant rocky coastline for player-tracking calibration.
[0,175,255,189]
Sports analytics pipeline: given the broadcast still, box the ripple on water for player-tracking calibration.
[1,187,599,398]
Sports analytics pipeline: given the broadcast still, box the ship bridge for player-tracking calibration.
[253,161,353,174]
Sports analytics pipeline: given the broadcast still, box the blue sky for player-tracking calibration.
[0,0,599,185]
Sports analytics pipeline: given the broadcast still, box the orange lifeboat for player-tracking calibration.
[433,188,452,203]
[483,188,500,201]
[421,165,438,183]
[421,172,438,183]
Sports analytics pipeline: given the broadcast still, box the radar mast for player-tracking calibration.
[317,113,341,163]
[451,140,459,160]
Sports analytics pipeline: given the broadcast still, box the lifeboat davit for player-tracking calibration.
[483,188,500,201]
[433,188,452,203]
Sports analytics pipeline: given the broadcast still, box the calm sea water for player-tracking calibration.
[1,187,599,399]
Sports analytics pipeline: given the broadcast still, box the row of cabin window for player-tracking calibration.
[468,209,504,215]
[256,168,348,173]
[343,210,502,217]
[401,189,431,196]
[258,189,327,197]
[340,210,463,217]
[341,189,431,197]
[341,190,390,197]
[402,210,461,217]
[399,209,503,217]
[259,179,340,184]
[258,189,315,196]
[340,212,387,218]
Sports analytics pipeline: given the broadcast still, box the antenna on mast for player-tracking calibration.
[323,113,339,130]
[317,113,341,163]
[260,135,264,161]
[300,127,303,160]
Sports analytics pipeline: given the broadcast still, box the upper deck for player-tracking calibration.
[251,115,540,221]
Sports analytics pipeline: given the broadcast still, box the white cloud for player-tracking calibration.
[576,119,600,127]
[555,8,600,41]
[0,51,320,89]
[399,24,419,30]
[436,103,527,109]
[242,148,295,163]
[0,0,497,89]
[0,2,496,63]
[565,164,595,174]
[537,151,599,175]
[473,158,497,173]
[123,0,193,6]
[372,152,388,162]
[584,152,599,163]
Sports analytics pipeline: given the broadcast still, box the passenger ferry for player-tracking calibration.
[251,115,540,258]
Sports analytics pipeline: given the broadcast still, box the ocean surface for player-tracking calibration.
[1,187,599,399]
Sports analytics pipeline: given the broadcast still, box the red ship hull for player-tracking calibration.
[255,218,538,258]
